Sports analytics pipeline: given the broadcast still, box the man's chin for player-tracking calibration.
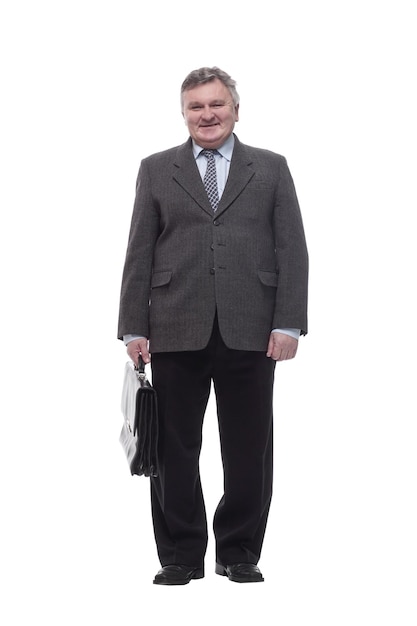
[197,134,223,149]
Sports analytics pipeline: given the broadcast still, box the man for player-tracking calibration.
[118,67,308,585]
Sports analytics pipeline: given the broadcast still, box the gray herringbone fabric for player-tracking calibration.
[118,136,309,352]
[201,149,219,211]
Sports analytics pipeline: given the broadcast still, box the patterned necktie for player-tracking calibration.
[201,149,219,211]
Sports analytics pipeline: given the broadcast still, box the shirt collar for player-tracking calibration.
[192,133,235,161]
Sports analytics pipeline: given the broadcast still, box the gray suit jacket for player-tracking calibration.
[118,135,308,353]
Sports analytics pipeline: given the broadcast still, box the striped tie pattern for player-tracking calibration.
[201,149,219,211]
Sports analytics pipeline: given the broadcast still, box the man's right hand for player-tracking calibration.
[126,337,150,366]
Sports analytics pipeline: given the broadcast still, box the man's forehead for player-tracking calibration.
[186,96,229,104]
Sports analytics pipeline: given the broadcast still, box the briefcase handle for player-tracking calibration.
[135,355,147,381]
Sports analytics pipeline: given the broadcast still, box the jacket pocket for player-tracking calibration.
[258,269,278,287]
[151,270,172,288]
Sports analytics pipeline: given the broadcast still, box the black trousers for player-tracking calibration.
[150,317,276,568]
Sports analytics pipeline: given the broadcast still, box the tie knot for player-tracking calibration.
[201,149,218,159]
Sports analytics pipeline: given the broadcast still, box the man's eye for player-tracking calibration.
[191,105,202,110]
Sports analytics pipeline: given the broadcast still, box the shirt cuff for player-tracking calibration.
[272,328,301,340]
[123,334,145,346]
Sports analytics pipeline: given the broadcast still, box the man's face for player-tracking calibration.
[182,78,239,149]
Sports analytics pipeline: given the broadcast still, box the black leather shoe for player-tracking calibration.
[153,564,204,585]
[215,562,264,583]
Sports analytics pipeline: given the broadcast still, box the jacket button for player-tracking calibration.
[210,243,215,250]
[210,268,215,274]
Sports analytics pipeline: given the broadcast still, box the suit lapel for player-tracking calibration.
[216,137,255,217]
[172,139,213,216]
[172,136,256,218]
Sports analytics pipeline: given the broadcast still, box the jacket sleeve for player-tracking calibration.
[117,160,159,340]
[272,157,309,335]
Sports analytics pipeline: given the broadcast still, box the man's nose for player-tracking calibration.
[201,105,215,118]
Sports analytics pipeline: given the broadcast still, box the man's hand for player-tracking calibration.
[266,332,298,361]
[126,337,151,366]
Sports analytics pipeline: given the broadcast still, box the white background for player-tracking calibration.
[1,1,416,624]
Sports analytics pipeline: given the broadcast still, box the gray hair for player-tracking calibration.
[181,67,240,109]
